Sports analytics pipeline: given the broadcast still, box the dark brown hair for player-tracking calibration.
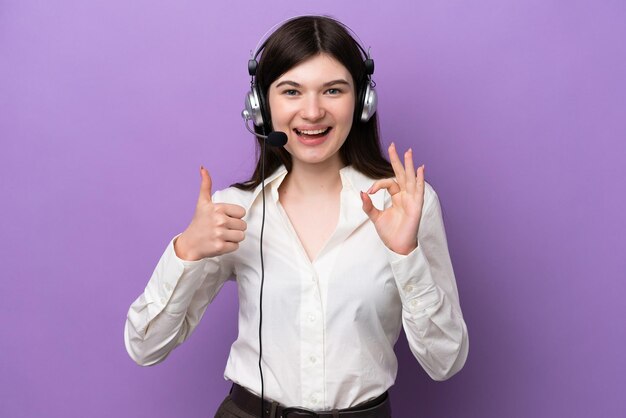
[233,15,394,190]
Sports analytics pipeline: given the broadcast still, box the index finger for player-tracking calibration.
[218,203,246,219]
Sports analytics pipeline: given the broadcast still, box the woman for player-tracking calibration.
[124,15,468,418]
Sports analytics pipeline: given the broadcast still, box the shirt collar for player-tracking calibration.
[247,164,385,208]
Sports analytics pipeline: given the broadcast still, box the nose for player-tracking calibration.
[300,94,325,121]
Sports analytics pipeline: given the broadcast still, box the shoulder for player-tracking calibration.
[423,181,439,213]
[211,165,287,211]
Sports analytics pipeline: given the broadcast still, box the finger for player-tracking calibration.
[221,229,246,243]
[217,203,246,219]
[405,149,416,194]
[367,178,400,195]
[388,143,406,189]
[198,166,213,202]
[214,241,239,255]
[416,164,425,194]
[224,217,247,232]
[222,242,239,253]
[360,191,381,223]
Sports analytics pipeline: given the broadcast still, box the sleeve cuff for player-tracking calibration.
[387,244,442,314]
[144,234,220,316]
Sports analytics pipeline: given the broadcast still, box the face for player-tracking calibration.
[267,53,356,168]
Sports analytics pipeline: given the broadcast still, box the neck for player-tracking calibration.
[282,157,345,196]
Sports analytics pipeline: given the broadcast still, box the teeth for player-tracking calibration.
[298,128,329,135]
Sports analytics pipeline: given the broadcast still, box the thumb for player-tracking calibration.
[360,191,381,223]
[198,166,213,202]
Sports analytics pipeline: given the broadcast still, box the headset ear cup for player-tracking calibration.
[360,82,377,122]
[256,86,271,132]
[355,80,366,123]
[245,87,265,128]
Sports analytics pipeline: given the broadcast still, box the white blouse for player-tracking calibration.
[124,164,468,410]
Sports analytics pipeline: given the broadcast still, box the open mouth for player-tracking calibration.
[294,127,332,139]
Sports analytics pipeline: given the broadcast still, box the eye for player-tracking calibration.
[282,89,299,96]
[326,88,342,95]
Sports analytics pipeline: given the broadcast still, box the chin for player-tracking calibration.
[290,149,343,166]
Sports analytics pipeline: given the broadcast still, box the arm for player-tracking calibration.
[360,144,468,380]
[124,167,245,365]
[123,234,233,366]
[387,188,469,380]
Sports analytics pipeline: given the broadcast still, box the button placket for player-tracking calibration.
[300,269,325,409]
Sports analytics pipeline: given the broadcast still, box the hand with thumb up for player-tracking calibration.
[174,166,247,261]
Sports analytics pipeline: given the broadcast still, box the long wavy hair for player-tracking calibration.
[233,16,394,190]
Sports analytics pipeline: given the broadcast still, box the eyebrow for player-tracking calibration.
[275,79,352,88]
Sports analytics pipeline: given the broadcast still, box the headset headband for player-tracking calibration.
[248,15,374,77]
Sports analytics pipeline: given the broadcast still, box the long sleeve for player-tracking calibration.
[124,233,233,366]
[386,186,469,380]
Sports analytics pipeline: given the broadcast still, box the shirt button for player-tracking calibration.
[405,285,413,293]
[308,314,316,322]
[410,300,418,308]
[310,356,317,363]
[311,394,319,404]
[164,283,172,292]
[160,297,167,305]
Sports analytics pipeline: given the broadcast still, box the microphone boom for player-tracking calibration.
[242,113,288,147]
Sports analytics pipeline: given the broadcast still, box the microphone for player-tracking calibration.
[242,110,288,147]
[263,131,288,148]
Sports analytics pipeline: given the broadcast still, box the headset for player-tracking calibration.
[242,15,378,138]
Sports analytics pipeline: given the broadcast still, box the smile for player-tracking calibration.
[294,127,332,138]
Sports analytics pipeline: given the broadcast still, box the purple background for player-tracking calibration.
[1,0,625,417]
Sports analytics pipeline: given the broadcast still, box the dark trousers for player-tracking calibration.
[214,391,392,418]
[214,394,258,418]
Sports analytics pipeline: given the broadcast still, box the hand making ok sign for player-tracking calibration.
[360,143,425,255]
